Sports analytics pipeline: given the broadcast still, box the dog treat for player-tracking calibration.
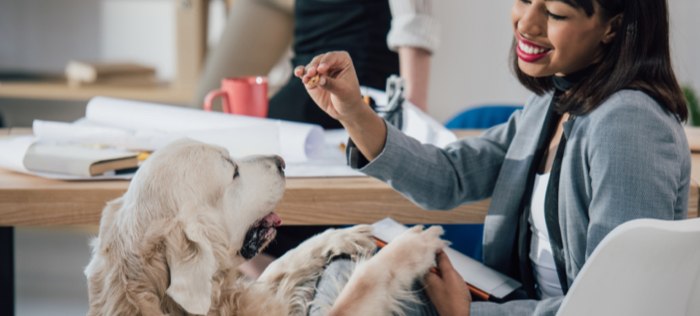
[307,75,320,88]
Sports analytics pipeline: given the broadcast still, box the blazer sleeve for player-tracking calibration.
[387,0,440,52]
[353,109,522,210]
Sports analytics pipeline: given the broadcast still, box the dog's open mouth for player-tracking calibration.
[240,212,282,259]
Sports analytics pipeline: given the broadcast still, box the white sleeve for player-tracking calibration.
[387,0,440,53]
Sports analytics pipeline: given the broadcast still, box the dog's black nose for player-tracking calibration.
[273,155,286,172]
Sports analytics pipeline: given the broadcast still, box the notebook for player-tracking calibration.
[23,142,139,177]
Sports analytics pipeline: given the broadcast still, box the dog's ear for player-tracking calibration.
[164,220,217,315]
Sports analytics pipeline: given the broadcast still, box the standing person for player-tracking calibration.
[267,0,438,129]
[197,0,437,126]
[297,0,690,314]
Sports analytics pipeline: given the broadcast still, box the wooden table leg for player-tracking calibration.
[0,227,14,316]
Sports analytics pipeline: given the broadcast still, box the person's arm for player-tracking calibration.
[194,0,293,106]
[297,51,525,209]
[387,0,440,111]
[295,51,526,211]
[294,51,387,160]
[397,47,431,111]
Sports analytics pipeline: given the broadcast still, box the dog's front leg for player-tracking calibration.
[327,225,446,316]
[259,225,375,283]
[256,225,376,314]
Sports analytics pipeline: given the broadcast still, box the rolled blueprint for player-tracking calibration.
[35,97,325,163]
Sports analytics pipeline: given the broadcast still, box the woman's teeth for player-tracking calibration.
[519,41,548,54]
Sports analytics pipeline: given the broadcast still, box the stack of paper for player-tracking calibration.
[37,97,327,163]
[0,92,459,180]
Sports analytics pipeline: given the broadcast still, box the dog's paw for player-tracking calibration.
[320,224,376,260]
[381,225,447,275]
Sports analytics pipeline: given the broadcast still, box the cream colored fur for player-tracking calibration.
[85,139,445,315]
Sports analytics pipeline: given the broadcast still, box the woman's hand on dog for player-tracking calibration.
[294,51,370,124]
[425,251,472,316]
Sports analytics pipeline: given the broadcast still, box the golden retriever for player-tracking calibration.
[85,139,445,315]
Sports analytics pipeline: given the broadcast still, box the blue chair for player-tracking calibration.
[445,105,523,129]
[442,105,523,261]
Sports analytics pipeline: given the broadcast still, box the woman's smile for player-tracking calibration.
[511,0,612,77]
[516,36,552,63]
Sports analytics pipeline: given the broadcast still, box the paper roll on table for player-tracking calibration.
[34,97,326,163]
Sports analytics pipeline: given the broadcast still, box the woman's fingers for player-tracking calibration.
[293,66,305,78]
[293,50,364,121]
[302,51,351,84]
[436,251,454,270]
[425,267,442,287]
[318,52,353,78]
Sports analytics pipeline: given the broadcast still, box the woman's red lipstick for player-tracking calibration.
[516,37,551,63]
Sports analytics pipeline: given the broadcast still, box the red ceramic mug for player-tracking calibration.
[203,76,268,117]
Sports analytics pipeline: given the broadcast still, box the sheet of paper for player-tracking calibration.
[285,129,363,177]
[360,86,457,147]
[33,120,282,158]
[372,217,521,299]
[0,135,33,172]
[2,127,359,180]
[6,94,459,179]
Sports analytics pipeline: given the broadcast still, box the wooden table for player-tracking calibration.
[0,169,491,227]
[1,127,697,226]
[1,129,698,315]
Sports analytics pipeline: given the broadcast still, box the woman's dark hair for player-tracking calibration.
[511,0,688,121]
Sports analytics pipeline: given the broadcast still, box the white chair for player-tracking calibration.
[557,217,700,316]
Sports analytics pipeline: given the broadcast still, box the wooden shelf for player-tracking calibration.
[0,0,207,105]
[0,80,194,105]
[0,81,194,104]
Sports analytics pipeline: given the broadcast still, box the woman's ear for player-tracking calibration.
[164,220,217,315]
[602,14,623,44]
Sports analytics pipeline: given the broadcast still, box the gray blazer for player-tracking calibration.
[357,90,690,315]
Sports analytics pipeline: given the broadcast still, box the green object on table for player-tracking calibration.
[685,85,700,126]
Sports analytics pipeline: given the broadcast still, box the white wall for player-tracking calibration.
[0,0,175,79]
[1,0,699,122]
[429,0,529,121]
[669,0,700,94]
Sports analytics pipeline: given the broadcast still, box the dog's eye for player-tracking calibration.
[233,168,240,179]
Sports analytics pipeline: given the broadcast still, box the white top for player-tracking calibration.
[387,0,440,53]
[528,172,565,299]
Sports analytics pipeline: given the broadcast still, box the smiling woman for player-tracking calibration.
[295,0,690,315]
[512,0,687,120]
[512,0,614,76]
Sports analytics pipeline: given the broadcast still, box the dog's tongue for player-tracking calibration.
[263,212,282,227]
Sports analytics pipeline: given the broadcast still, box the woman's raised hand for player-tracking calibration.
[294,51,368,123]
[296,51,387,160]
